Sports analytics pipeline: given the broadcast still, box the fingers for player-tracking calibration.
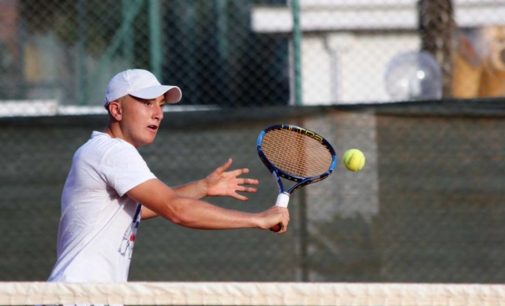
[273,223,288,234]
[237,178,259,186]
[229,167,251,178]
[279,207,290,233]
[216,158,233,174]
[241,186,258,193]
[236,185,257,193]
[230,170,259,197]
[219,162,258,183]
[276,218,289,233]
[265,206,289,234]
[229,186,256,202]
[231,186,258,200]
[208,159,260,200]
[233,183,257,201]
[231,193,249,201]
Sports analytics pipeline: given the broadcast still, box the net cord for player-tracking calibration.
[1,282,505,305]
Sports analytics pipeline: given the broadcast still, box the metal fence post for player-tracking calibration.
[291,0,303,106]
[149,0,162,79]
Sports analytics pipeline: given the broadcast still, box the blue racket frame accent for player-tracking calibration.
[257,124,337,195]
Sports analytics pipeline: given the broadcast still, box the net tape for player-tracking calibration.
[1,282,505,305]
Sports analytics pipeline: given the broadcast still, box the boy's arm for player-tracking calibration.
[128,178,289,233]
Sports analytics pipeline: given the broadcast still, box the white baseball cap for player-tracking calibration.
[104,69,182,106]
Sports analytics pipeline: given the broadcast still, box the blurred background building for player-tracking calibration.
[252,0,505,104]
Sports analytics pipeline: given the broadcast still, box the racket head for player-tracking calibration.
[257,124,337,191]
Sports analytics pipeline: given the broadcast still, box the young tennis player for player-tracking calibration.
[48,69,290,283]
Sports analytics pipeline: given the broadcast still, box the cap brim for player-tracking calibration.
[130,85,182,104]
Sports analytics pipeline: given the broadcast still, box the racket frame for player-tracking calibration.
[257,124,337,207]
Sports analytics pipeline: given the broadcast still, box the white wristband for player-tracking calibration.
[275,192,290,208]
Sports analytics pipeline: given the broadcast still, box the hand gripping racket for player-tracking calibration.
[257,124,337,231]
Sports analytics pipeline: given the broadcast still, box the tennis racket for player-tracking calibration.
[257,124,337,231]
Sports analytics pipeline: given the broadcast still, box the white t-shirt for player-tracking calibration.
[48,131,156,282]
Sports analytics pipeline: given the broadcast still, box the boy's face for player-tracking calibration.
[117,94,166,147]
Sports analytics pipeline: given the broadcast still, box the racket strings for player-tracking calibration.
[262,129,333,177]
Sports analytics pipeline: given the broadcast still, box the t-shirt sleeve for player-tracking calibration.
[100,143,157,197]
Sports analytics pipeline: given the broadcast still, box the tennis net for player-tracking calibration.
[1,282,505,305]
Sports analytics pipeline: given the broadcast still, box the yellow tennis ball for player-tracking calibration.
[343,149,366,172]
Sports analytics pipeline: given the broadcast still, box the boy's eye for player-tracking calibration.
[141,100,158,107]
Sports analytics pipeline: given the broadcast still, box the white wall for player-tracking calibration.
[302,32,419,104]
[252,0,505,105]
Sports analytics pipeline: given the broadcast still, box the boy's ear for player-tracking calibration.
[108,101,122,121]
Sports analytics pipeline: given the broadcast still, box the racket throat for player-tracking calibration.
[275,192,290,208]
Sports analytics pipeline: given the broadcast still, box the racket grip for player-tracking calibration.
[275,192,290,208]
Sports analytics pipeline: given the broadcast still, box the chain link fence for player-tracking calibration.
[1,0,505,283]
[1,0,288,108]
[1,0,505,108]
